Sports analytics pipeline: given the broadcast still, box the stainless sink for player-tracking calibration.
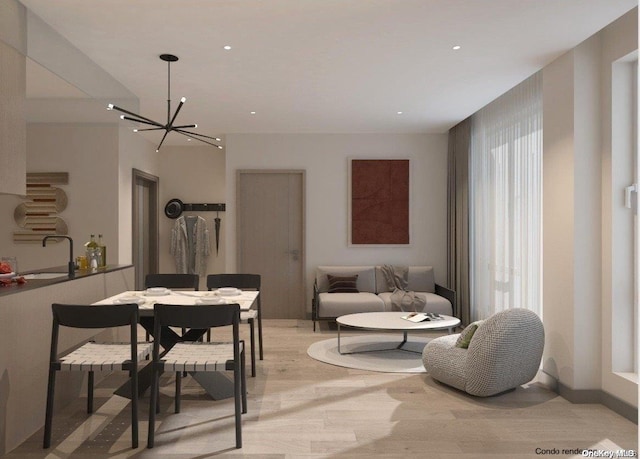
[22,272,70,280]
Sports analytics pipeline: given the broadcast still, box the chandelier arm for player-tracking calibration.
[172,124,197,129]
[175,130,222,148]
[167,99,185,129]
[134,127,166,132]
[121,116,164,128]
[175,129,221,141]
[156,129,171,152]
[110,104,163,127]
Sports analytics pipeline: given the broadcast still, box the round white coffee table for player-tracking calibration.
[336,311,460,355]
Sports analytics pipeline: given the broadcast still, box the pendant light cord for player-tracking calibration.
[166,60,171,125]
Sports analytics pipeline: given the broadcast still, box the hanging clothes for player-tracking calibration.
[170,215,210,276]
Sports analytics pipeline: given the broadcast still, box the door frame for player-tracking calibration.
[236,169,306,317]
[132,168,159,289]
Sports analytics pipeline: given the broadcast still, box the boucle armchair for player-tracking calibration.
[422,308,544,397]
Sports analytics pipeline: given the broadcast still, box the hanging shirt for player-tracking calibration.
[170,215,210,276]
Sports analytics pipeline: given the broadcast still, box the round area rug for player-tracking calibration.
[307,334,430,373]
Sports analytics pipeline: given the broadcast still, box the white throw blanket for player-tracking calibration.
[380,265,426,312]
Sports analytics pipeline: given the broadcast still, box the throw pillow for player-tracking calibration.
[327,274,359,293]
[455,320,483,349]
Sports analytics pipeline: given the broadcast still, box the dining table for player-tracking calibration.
[93,288,259,400]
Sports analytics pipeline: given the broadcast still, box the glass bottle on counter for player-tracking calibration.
[85,234,100,269]
[97,234,107,268]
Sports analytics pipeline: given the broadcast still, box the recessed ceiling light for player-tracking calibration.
[223,45,232,50]
[397,111,403,115]
[250,111,256,115]
[452,45,461,50]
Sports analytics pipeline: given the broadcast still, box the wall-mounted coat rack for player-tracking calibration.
[164,198,226,219]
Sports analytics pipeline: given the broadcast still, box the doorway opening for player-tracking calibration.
[132,169,159,290]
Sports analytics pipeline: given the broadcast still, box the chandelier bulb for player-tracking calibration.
[181,97,186,103]
[133,129,138,133]
[194,124,198,128]
[119,115,125,120]
[107,104,114,110]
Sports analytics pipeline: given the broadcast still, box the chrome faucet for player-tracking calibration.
[42,236,75,278]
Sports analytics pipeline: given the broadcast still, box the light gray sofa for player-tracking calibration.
[422,308,544,397]
[312,265,456,331]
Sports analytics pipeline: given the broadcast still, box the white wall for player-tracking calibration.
[158,145,226,286]
[225,133,449,311]
[542,8,638,406]
[0,123,120,273]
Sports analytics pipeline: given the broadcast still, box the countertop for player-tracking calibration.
[0,264,133,298]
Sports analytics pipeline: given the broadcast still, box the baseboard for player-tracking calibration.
[538,371,637,424]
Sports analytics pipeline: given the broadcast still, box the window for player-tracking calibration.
[470,73,542,320]
[611,55,638,375]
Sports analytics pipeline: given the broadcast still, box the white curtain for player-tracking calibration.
[469,72,542,320]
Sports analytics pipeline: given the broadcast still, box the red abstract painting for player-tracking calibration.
[351,159,409,245]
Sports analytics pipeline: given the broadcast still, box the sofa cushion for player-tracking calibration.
[327,274,359,293]
[377,291,452,315]
[375,266,435,293]
[316,266,376,293]
[317,292,385,317]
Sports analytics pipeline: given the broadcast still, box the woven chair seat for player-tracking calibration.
[240,309,258,322]
[161,341,244,372]
[59,342,153,371]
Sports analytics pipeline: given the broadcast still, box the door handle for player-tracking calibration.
[625,184,637,210]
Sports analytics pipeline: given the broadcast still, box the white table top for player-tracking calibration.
[337,311,460,331]
[94,289,258,311]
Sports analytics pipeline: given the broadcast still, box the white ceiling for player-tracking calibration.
[19,0,638,146]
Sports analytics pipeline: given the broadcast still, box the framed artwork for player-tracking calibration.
[349,159,410,245]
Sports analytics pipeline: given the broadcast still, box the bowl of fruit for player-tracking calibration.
[0,262,25,286]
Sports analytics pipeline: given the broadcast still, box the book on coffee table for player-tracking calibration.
[402,312,443,322]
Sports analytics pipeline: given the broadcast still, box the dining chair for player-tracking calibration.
[207,273,262,377]
[43,303,152,449]
[147,303,247,449]
[144,273,200,341]
[144,273,199,291]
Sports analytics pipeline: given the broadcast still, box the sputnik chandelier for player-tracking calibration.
[107,54,222,152]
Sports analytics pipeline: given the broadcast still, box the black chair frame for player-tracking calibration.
[148,303,246,449]
[144,273,200,343]
[145,273,199,291]
[44,303,141,449]
[207,273,262,377]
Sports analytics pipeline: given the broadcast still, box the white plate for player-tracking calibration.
[217,287,242,296]
[145,287,171,296]
[196,297,227,305]
[113,297,146,305]
[0,272,15,279]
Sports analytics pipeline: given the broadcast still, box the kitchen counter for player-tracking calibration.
[0,264,132,298]
[0,264,135,454]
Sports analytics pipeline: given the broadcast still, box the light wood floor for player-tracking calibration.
[7,320,638,458]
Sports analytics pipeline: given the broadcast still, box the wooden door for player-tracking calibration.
[238,171,305,319]
[132,169,159,290]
